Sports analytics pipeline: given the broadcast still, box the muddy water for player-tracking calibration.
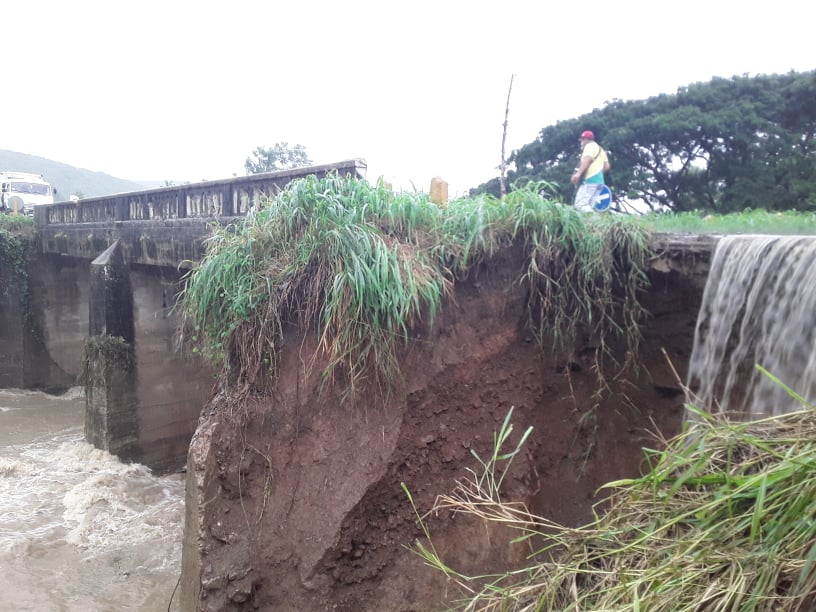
[0,388,183,611]
[687,235,816,419]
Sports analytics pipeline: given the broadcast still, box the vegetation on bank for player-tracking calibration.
[174,172,816,609]
[417,383,816,611]
[178,175,651,396]
[0,214,34,302]
[636,208,816,235]
[0,213,35,233]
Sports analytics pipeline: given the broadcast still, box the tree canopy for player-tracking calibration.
[245,143,313,174]
[474,71,816,213]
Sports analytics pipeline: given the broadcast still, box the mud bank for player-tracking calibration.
[180,244,708,611]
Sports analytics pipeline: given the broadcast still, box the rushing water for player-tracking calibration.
[0,387,184,611]
[687,235,816,419]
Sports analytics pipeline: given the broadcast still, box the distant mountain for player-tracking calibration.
[0,150,161,201]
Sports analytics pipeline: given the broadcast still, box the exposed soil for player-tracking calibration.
[180,252,705,611]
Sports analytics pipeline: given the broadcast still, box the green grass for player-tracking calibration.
[178,175,651,398]
[635,208,816,235]
[415,388,816,611]
[0,212,35,233]
[0,214,34,301]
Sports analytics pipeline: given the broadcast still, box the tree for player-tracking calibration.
[473,71,816,213]
[245,143,313,175]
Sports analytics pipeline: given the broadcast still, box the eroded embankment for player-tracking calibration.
[179,245,706,612]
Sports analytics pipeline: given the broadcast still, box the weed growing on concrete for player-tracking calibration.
[78,334,135,387]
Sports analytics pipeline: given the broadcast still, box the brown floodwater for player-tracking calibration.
[0,387,183,611]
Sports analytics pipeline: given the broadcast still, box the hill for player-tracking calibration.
[0,150,160,201]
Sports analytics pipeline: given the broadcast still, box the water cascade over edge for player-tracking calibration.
[687,234,816,419]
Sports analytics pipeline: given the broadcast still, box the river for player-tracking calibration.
[0,387,184,611]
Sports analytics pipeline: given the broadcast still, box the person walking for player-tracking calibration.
[570,130,610,212]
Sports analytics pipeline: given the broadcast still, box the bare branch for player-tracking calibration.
[499,74,516,199]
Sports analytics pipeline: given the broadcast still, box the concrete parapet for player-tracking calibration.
[39,159,367,225]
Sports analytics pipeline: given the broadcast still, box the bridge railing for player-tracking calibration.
[37,159,367,226]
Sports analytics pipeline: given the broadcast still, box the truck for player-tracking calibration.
[0,171,55,216]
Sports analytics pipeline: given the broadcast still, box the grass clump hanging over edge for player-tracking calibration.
[177,174,652,399]
[415,378,816,611]
[178,174,450,397]
[502,185,650,376]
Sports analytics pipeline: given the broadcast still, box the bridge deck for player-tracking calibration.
[34,159,366,268]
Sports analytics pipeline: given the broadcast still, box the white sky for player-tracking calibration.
[4,1,814,197]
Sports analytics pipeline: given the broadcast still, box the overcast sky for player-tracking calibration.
[5,1,814,196]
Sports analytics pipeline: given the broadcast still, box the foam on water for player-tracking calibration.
[0,456,34,476]
[62,466,184,550]
[57,386,87,401]
[687,235,816,419]
[0,387,184,610]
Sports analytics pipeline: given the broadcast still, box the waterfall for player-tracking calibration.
[687,235,816,420]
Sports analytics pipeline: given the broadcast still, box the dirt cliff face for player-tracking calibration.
[180,251,705,612]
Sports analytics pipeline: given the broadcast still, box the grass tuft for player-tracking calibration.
[178,174,651,400]
[417,390,816,611]
[635,208,816,235]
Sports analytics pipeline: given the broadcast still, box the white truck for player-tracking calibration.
[0,171,55,215]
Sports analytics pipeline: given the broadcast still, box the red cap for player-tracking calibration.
[580,130,594,140]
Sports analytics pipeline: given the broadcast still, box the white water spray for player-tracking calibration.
[687,235,816,419]
[0,388,183,611]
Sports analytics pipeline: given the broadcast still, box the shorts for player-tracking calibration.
[574,183,605,213]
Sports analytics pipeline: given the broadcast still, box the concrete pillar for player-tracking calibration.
[33,204,49,226]
[84,240,140,461]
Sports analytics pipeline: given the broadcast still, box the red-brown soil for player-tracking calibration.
[180,252,704,611]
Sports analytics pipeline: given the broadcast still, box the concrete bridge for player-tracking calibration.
[0,156,716,473]
[36,159,367,266]
[0,160,366,473]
